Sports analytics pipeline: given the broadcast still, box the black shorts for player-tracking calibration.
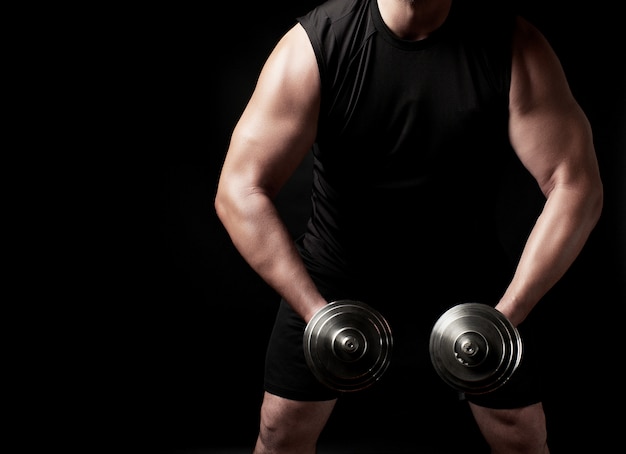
[263,297,543,409]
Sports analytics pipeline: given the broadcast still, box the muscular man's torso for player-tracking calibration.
[297,0,520,304]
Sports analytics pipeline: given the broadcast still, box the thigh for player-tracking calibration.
[264,299,340,401]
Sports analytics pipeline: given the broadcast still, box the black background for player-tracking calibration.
[96,1,625,452]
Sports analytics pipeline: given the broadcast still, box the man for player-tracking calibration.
[214,0,603,452]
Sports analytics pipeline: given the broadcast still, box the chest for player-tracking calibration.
[318,36,509,182]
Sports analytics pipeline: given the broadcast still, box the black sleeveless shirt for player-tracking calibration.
[296,0,518,305]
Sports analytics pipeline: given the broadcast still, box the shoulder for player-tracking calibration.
[511,16,552,54]
[298,0,365,25]
[253,23,320,112]
[510,16,570,105]
[296,0,374,86]
[298,0,372,42]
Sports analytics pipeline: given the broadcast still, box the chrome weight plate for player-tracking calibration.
[303,300,393,392]
[429,303,523,394]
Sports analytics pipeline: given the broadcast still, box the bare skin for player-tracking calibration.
[470,402,550,454]
[215,1,603,452]
[253,393,336,454]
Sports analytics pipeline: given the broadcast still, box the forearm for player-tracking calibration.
[496,183,602,326]
[215,189,327,323]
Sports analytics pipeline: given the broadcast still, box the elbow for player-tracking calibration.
[213,177,263,228]
[214,195,223,223]
[214,196,233,230]
[214,182,231,226]
[589,178,604,226]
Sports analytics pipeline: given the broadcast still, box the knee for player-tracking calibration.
[255,417,318,454]
[254,395,331,454]
[491,429,548,454]
[256,407,304,453]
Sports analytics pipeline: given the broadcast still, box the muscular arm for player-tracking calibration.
[495,17,603,326]
[214,24,328,323]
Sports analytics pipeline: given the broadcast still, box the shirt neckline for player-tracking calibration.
[370,0,455,50]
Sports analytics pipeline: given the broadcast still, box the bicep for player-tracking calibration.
[222,24,320,198]
[508,17,597,198]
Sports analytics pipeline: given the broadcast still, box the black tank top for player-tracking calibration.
[297,0,518,305]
